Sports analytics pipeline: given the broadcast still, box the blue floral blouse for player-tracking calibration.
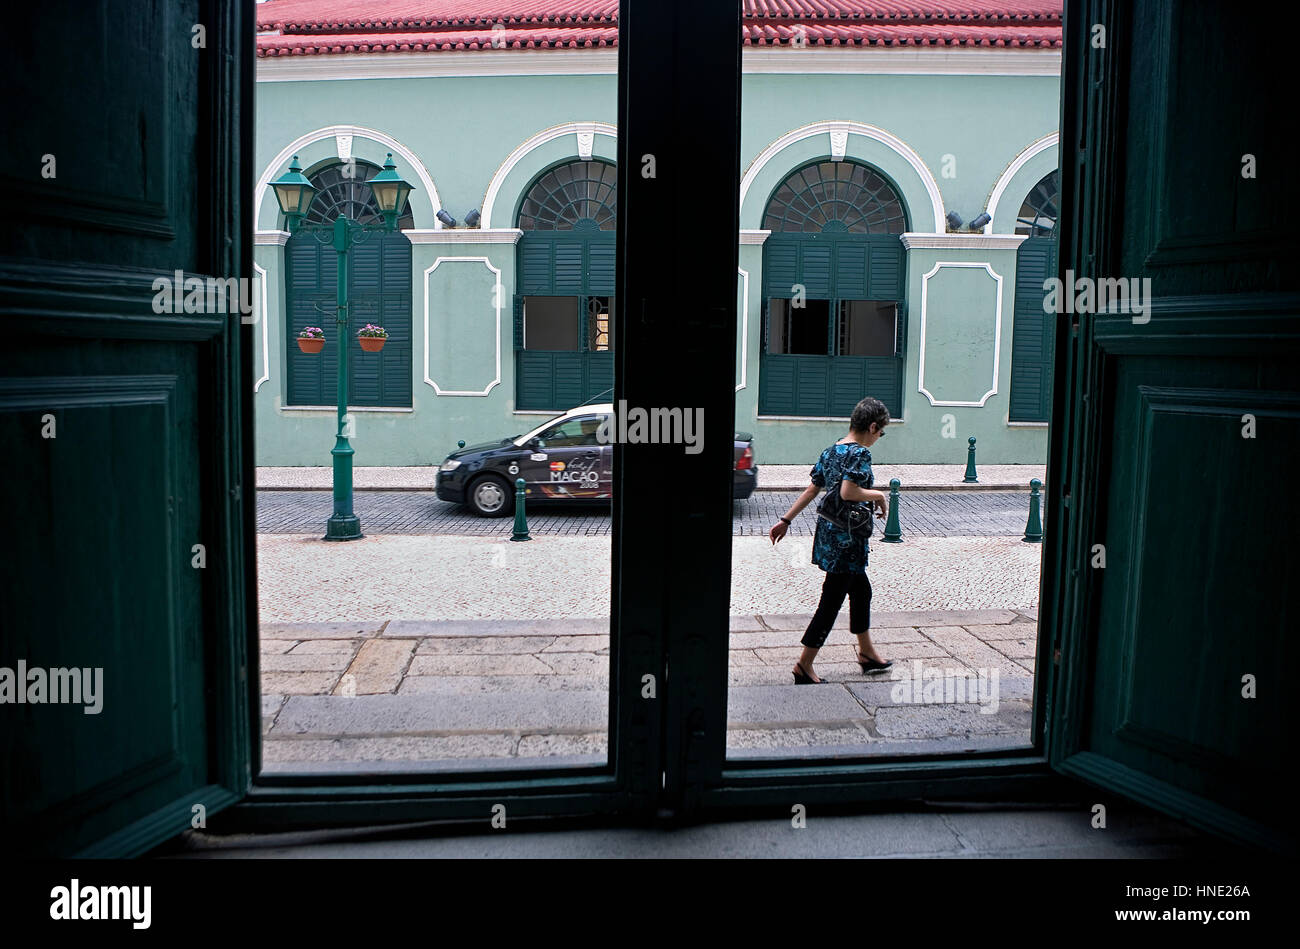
[809,442,874,574]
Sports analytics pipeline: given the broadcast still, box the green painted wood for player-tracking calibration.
[759,353,902,418]
[514,350,614,411]
[588,240,617,296]
[516,233,616,297]
[763,234,903,302]
[285,230,411,407]
[1009,236,1056,422]
[1046,0,1300,852]
[760,232,905,416]
[0,0,254,856]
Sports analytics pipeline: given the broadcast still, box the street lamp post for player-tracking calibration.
[270,154,414,541]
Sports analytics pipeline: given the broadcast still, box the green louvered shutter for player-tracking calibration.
[285,229,411,408]
[801,241,833,298]
[588,236,616,295]
[834,241,869,298]
[1009,236,1056,422]
[865,237,905,301]
[518,235,553,294]
[553,240,585,294]
[285,231,334,406]
[764,237,799,297]
[349,230,412,407]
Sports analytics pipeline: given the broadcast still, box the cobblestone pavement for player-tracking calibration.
[257,490,1044,537]
[259,608,1039,770]
[257,534,1042,621]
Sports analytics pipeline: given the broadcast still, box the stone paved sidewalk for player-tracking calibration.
[258,534,1043,623]
[257,463,1046,492]
[260,608,1038,772]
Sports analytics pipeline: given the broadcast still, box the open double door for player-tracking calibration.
[1,0,1293,856]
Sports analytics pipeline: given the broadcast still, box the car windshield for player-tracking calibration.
[513,413,569,447]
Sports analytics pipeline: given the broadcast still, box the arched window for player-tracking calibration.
[1009,170,1061,422]
[514,160,618,410]
[285,160,413,408]
[301,161,415,230]
[1015,169,1060,237]
[759,160,908,419]
[764,161,906,234]
[518,160,617,231]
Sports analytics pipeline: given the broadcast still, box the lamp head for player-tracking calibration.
[367,153,415,230]
[270,156,317,232]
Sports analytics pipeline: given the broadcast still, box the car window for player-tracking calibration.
[538,416,603,447]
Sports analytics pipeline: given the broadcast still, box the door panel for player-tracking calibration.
[0,0,253,855]
[1048,0,1299,851]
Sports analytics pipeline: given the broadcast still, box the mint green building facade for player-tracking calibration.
[253,48,1060,466]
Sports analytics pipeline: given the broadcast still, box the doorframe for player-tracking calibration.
[223,0,1079,836]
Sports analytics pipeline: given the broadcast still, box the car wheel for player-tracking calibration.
[468,474,514,517]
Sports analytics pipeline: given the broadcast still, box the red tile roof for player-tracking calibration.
[256,1,1062,57]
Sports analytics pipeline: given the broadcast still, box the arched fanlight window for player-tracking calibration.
[763,161,907,234]
[518,160,618,231]
[302,161,415,229]
[1015,170,1060,237]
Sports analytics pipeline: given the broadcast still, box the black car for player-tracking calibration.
[436,403,758,516]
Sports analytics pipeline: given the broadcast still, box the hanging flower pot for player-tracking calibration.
[297,326,325,354]
[357,323,388,352]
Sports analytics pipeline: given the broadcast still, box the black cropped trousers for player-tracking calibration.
[801,571,872,649]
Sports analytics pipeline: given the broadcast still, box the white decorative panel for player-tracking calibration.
[422,257,502,396]
[917,262,1003,407]
[736,268,749,392]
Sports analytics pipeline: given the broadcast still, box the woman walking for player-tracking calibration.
[768,397,894,684]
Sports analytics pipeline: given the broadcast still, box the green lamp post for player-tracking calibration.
[270,153,414,541]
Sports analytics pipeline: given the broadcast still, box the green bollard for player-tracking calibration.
[511,477,531,542]
[882,478,902,543]
[457,440,465,449]
[963,436,979,483]
[1023,478,1044,543]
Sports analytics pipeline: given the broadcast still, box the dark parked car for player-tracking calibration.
[436,403,758,516]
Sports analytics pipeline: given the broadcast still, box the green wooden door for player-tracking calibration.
[759,233,905,416]
[1048,0,1299,851]
[515,231,617,410]
[0,0,253,855]
[286,229,412,407]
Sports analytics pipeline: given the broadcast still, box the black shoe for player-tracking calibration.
[792,663,824,684]
[856,653,893,674]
